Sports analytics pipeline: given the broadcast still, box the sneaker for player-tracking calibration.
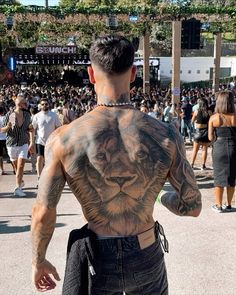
[222,204,232,212]
[211,204,223,213]
[201,165,206,171]
[14,187,26,197]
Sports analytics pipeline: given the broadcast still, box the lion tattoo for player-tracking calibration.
[63,110,173,235]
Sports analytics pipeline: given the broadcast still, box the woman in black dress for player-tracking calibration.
[191,98,212,170]
[208,91,236,213]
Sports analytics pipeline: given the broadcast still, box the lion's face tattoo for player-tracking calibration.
[65,114,171,234]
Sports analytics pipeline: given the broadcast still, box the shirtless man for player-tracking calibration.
[31,35,202,294]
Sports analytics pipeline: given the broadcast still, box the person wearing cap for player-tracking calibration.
[31,35,201,294]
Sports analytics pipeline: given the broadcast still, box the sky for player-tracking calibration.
[20,0,59,6]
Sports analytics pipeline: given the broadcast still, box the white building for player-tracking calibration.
[159,56,236,84]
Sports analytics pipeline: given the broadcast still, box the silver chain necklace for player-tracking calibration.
[95,102,133,107]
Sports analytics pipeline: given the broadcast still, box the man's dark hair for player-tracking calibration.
[40,98,49,104]
[89,35,135,75]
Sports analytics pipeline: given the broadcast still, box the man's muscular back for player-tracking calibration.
[39,106,197,236]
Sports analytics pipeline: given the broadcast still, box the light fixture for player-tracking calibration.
[106,15,118,30]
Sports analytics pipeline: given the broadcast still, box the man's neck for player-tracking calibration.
[96,90,130,105]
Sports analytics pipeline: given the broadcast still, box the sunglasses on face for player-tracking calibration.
[41,103,49,106]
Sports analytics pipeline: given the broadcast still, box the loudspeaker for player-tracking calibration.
[181,18,201,50]
[132,37,140,52]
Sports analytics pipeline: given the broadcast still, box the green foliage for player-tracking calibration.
[0,2,235,17]
[15,22,39,40]
[0,0,20,4]
[59,0,78,7]
[150,22,172,52]
[0,0,235,49]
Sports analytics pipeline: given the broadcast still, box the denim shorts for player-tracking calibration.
[91,235,168,295]
[63,223,168,295]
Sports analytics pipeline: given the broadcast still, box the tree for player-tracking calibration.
[60,0,117,6]
[0,0,20,4]
[191,0,235,5]
[59,0,78,6]
[60,0,161,6]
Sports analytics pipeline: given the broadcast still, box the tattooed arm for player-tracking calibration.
[31,129,66,291]
[160,126,202,217]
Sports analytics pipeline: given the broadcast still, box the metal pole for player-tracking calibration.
[171,20,181,107]
[143,30,150,95]
[212,33,222,94]
[45,0,49,8]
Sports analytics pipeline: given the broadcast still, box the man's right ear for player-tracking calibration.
[87,66,96,84]
[130,65,137,83]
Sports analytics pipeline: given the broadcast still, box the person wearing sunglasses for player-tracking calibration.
[32,98,61,184]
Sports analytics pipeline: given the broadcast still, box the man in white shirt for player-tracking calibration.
[32,98,61,180]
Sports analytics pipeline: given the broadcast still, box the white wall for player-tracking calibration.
[159,57,236,83]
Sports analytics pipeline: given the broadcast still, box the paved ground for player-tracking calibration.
[0,147,236,295]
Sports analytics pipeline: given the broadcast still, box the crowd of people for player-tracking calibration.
[14,67,89,86]
[0,78,235,200]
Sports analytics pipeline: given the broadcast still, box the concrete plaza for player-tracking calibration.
[0,148,236,295]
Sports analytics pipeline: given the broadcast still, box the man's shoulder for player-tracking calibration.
[46,125,69,151]
[32,111,42,121]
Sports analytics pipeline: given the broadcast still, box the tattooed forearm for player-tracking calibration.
[161,125,202,217]
[31,205,56,265]
[32,230,53,264]
[38,175,65,209]
[160,189,202,216]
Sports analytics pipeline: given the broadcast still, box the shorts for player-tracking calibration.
[36,144,45,157]
[7,144,29,161]
[193,127,210,143]
[0,140,7,157]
